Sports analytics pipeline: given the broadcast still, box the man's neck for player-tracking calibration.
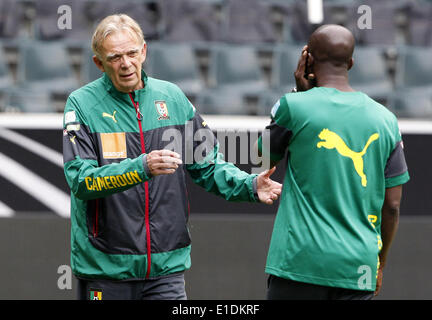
[316,74,354,92]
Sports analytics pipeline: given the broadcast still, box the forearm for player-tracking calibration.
[64,154,150,200]
[379,189,401,268]
[187,148,257,202]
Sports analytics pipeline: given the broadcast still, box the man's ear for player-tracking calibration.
[141,43,147,64]
[92,55,105,72]
[348,57,354,71]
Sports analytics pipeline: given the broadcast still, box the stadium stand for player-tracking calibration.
[159,0,222,42]
[87,0,161,41]
[145,42,205,102]
[255,44,304,115]
[349,46,394,104]
[354,0,410,46]
[0,0,24,39]
[198,43,269,114]
[0,0,430,118]
[34,0,93,43]
[5,88,54,112]
[394,45,432,91]
[221,0,276,43]
[16,40,79,95]
[270,44,303,94]
[0,45,13,91]
[406,0,432,46]
[80,47,102,85]
[388,90,432,118]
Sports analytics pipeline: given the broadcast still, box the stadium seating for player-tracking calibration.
[406,0,432,46]
[387,89,432,118]
[16,41,79,95]
[80,47,103,85]
[0,46,13,91]
[0,0,24,39]
[221,0,276,43]
[394,46,432,92]
[349,46,393,104]
[354,0,410,46]
[255,44,302,115]
[207,44,268,94]
[145,42,205,100]
[0,0,430,118]
[198,44,268,114]
[159,0,222,42]
[271,45,303,94]
[195,88,247,115]
[5,88,54,113]
[282,0,360,45]
[34,0,93,43]
[87,0,161,41]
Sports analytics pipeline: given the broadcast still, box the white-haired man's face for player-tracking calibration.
[93,30,146,93]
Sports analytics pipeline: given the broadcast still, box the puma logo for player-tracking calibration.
[70,135,77,145]
[317,129,379,187]
[102,111,117,123]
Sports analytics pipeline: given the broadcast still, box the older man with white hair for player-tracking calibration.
[62,14,281,300]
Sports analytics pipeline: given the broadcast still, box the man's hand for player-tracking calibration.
[294,45,316,92]
[256,167,282,205]
[146,150,182,176]
[375,266,384,296]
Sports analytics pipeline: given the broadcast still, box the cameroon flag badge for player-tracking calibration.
[90,290,102,300]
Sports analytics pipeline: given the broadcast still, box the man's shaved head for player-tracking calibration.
[308,24,355,68]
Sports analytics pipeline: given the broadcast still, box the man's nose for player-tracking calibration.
[120,55,132,68]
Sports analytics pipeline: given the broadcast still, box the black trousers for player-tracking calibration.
[266,275,374,300]
[77,272,187,300]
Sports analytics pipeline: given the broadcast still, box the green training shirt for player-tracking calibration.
[258,87,409,291]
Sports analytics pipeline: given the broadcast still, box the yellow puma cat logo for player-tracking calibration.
[70,135,77,145]
[102,111,117,123]
[317,129,379,187]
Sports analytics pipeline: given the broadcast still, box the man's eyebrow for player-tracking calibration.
[106,48,141,59]
[106,53,121,60]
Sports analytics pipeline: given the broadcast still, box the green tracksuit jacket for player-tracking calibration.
[63,71,258,280]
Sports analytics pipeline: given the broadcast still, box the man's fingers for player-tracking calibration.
[267,166,277,177]
[159,149,181,159]
[296,50,307,74]
[153,168,176,175]
[160,155,183,165]
[146,150,184,176]
[152,162,180,170]
[262,166,277,179]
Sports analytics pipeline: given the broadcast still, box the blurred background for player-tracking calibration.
[0,0,431,300]
[0,0,431,116]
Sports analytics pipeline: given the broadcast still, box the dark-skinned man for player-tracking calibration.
[257,25,409,300]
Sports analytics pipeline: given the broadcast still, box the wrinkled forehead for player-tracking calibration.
[100,29,144,57]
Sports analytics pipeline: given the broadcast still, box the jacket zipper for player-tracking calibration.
[93,199,99,237]
[128,93,151,279]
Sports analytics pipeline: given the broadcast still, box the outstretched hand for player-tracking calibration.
[256,167,282,205]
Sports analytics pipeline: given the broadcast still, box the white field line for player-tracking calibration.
[0,152,70,217]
